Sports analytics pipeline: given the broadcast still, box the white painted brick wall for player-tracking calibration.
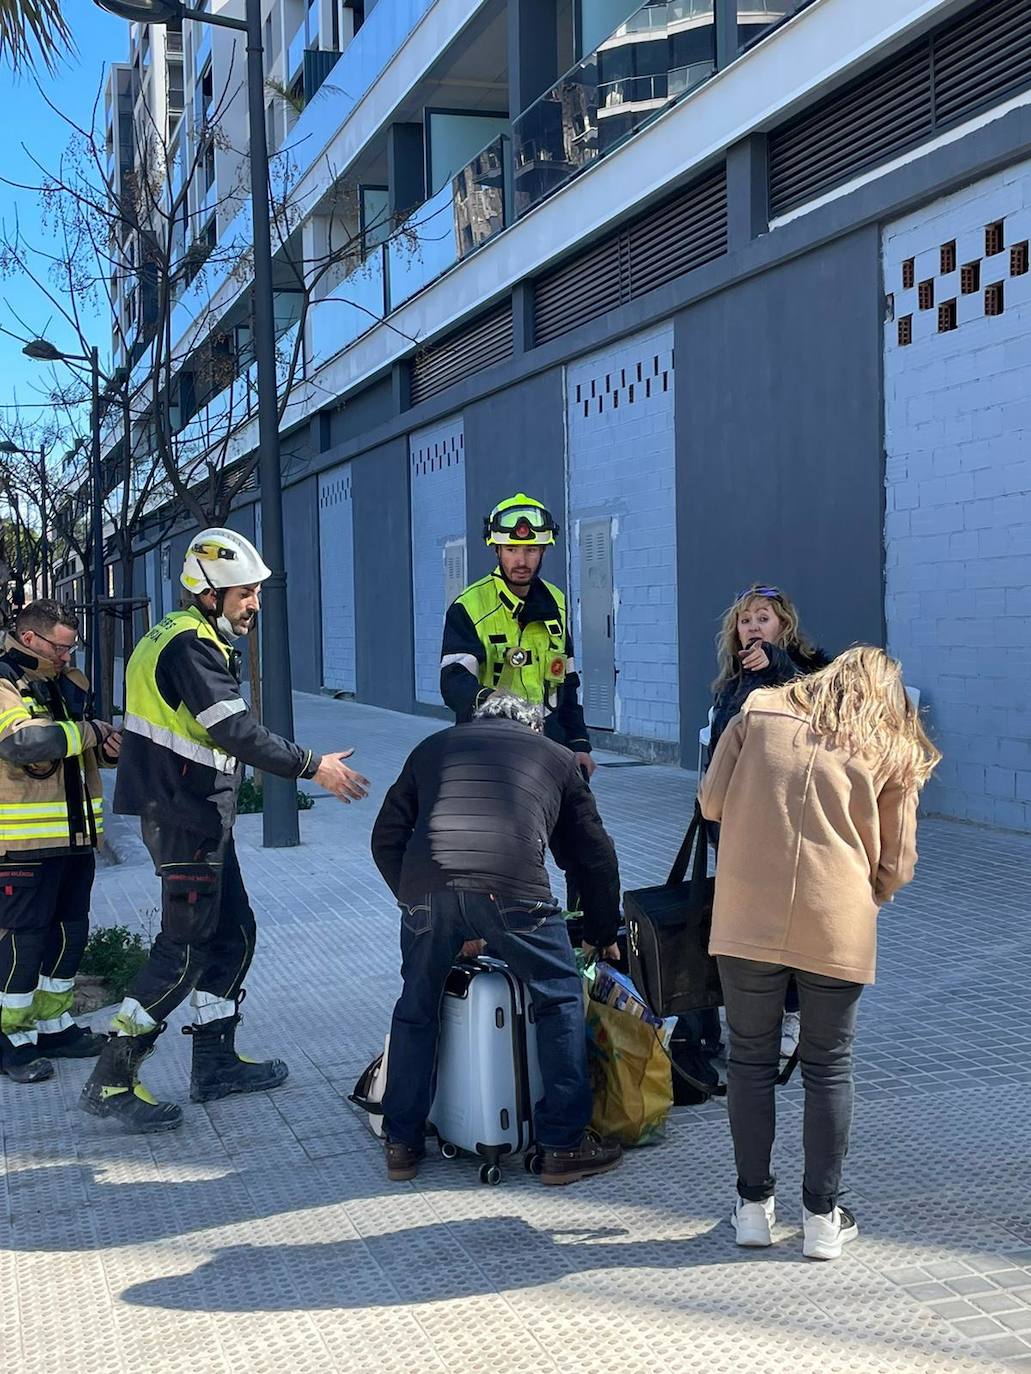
[884,158,1031,831]
[566,323,678,743]
[410,415,465,705]
[318,463,356,692]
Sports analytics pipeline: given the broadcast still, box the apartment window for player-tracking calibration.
[203,139,216,193]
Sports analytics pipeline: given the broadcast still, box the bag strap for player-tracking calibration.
[776,1046,800,1085]
[666,801,709,888]
[652,1025,727,1102]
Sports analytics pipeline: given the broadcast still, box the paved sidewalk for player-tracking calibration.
[3,692,1030,1374]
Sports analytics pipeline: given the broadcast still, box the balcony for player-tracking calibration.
[512,0,716,217]
[308,250,387,370]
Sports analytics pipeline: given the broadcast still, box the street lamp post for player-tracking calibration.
[22,339,107,718]
[93,0,300,849]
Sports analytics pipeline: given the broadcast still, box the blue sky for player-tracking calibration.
[0,0,130,429]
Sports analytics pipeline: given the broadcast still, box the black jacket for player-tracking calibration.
[371,717,620,945]
[710,641,830,755]
[115,616,320,836]
[440,575,591,753]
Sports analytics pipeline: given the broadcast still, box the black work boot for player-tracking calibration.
[37,1024,106,1059]
[79,1028,182,1133]
[184,993,288,1103]
[539,1129,623,1186]
[1,1035,54,1084]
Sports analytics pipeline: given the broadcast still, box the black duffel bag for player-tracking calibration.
[624,802,722,1018]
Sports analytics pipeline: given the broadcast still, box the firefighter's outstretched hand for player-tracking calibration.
[314,750,370,803]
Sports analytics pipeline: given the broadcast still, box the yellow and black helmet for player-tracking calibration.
[483,493,559,547]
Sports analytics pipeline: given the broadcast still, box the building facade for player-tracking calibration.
[103,0,1031,830]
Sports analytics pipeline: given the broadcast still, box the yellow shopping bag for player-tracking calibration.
[584,969,673,1147]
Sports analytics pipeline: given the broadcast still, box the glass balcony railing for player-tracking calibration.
[737,0,816,51]
[512,0,715,218]
[386,132,511,311]
[307,249,387,369]
[286,21,306,83]
[453,134,509,260]
[386,183,457,311]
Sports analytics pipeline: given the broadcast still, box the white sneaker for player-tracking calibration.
[780,1011,801,1058]
[731,1196,775,1247]
[802,1205,859,1260]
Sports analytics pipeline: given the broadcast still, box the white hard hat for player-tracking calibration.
[181,528,272,593]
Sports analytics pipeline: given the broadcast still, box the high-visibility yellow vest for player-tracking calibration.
[123,609,236,774]
[454,573,568,707]
[0,641,104,853]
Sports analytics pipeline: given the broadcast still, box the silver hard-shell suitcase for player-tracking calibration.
[429,956,542,1184]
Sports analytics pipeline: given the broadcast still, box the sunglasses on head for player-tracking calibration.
[737,585,782,602]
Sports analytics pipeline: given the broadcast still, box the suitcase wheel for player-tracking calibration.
[479,1163,503,1186]
[523,1149,543,1176]
[439,1140,459,1160]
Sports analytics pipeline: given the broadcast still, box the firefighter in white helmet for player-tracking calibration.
[80,529,369,1133]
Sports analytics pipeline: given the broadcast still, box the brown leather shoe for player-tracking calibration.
[385,1139,425,1182]
[539,1129,623,1186]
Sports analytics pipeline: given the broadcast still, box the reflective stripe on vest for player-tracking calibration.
[453,574,567,708]
[0,795,104,842]
[123,609,236,774]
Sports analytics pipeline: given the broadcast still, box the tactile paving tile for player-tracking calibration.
[2,694,1028,1372]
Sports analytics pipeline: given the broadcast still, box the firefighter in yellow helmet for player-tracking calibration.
[439,494,594,779]
[79,529,369,1133]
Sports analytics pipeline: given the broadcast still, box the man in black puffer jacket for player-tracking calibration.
[371,690,622,1187]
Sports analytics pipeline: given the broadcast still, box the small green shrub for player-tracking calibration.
[237,776,315,814]
[79,925,149,999]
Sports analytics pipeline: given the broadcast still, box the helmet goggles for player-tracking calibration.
[484,501,559,547]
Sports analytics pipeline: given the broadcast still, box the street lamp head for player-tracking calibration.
[22,339,63,362]
[92,0,185,22]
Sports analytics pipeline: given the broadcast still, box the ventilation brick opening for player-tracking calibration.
[1011,241,1029,276]
[898,315,913,346]
[961,262,981,294]
[985,281,1005,316]
[940,240,957,273]
[985,221,1005,256]
[918,279,935,310]
[902,259,915,289]
[937,299,957,332]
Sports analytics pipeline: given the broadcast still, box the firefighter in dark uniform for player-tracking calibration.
[79,529,369,1132]
[439,493,595,779]
[0,600,119,1083]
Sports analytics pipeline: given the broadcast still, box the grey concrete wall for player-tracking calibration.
[462,370,568,586]
[674,226,886,754]
[283,475,321,694]
[352,438,415,713]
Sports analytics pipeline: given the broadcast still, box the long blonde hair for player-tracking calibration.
[781,646,941,790]
[712,585,814,691]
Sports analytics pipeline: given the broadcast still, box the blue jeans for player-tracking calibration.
[718,956,864,1215]
[382,889,592,1152]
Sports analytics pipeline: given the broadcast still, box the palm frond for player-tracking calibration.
[0,0,73,75]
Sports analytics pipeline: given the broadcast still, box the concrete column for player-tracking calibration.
[714,0,738,71]
[386,123,425,222]
[726,133,769,247]
[508,0,559,119]
[511,281,535,354]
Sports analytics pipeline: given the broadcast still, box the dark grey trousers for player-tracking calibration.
[717,955,865,1215]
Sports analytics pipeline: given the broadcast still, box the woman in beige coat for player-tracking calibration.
[699,647,940,1260]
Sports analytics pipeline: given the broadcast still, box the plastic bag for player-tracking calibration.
[584,966,673,1147]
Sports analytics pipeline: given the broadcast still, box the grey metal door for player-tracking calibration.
[579,518,615,731]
